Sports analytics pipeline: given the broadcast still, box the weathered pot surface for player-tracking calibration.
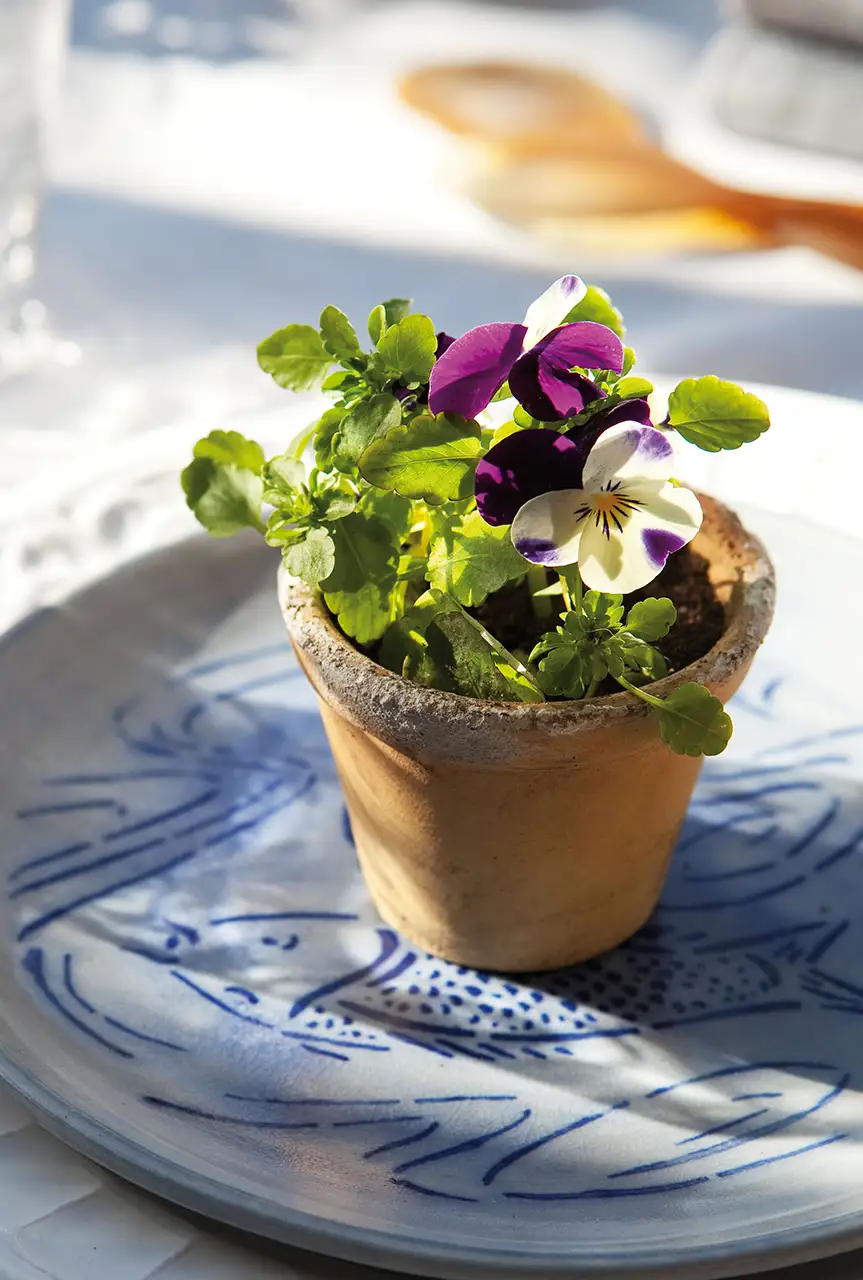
[280,494,775,972]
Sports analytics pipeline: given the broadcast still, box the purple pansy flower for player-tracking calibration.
[427,276,625,422]
[475,396,652,528]
[503,422,703,594]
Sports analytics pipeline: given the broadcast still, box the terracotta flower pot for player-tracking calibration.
[280,494,775,973]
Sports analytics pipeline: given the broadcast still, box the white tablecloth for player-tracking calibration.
[2,1,863,1275]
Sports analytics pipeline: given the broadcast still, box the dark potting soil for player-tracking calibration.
[472,545,725,679]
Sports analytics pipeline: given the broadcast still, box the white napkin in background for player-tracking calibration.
[739,0,863,47]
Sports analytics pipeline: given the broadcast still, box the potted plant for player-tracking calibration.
[182,275,774,972]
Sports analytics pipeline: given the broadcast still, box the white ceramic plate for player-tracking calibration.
[3,394,863,1278]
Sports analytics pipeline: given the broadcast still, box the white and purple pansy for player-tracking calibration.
[481,421,703,594]
[427,276,625,422]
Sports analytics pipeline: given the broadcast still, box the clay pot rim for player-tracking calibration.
[280,493,775,749]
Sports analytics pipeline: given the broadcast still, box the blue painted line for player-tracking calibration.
[183,643,292,679]
[103,1016,185,1052]
[506,1176,711,1200]
[102,789,220,842]
[613,1076,848,1179]
[388,1033,453,1058]
[8,841,92,884]
[816,828,863,872]
[391,1178,478,1203]
[693,922,826,956]
[203,788,314,849]
[214,671,296,698]
[212,911,358,926]
[365,1122,439,1159]
[488,1027,639,1044]
[757,726,863,757]
[717,1132,847,1178]
[366,952,417,989]
[414,1095,518,1104]
[43,769,218,786]
[732,1093,781,1102]
[393,1110,532,1176]
[23,949,133,1060]
[662,874,807,912]
[224,1094,401,1107]
[280,1030,387,1052]
[142,1097,318,1129]
[435,1039,498,1062]
[290,931,401,1019]
[682,861,776,885]
[17,849,196,943]
[807,921,849,964]
[647,1061,837,1098]
[62,953,95,1014]
[302,1044,349,1062]
[171,971,275,1028]
[10,835,168,899]
[338,1003,476,1039]
[784,800,841,858]
[677,1109,769,1145]
[809,967,863,999]
[484,1106,620,1187]
[173,777,286,838]
[16,800,121,820]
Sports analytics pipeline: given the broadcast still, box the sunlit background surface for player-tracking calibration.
[2,1,863,1275]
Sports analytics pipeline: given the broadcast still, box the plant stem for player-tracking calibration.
[559,575,573,613]
[527,565,553,620]
[584,676,602,699]
[616,673,665,710]
[570,566,584,613]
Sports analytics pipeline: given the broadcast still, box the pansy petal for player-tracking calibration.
[578,483,703,594]
[596,396,652,427]
[535,321,625,376]
[510,488,589,567]
[510,352,603,421]
[428,322,526,419]
[582,422,676,491]
[475,429,584,527]
[522,275,587,348]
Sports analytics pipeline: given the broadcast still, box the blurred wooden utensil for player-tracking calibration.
[401,62,863,266]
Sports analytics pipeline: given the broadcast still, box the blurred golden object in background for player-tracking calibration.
[401,62,863,265]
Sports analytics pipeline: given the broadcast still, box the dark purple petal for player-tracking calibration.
[598,396,652,427]
[428,322,526,419]
[510,351,604,421]
[475,429,583,527]
[643,528,687,569]
[562,397,654,477]
[535,321,625,376]
[435,331,456,358]
[513,536,560,564]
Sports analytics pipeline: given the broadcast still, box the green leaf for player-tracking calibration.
[622,347,636,376]
[533,641,592,699]
[319,305,362,363]
[314,406,347,471]
[322,369,357,392]
[336,393,402,469]
[257,324,334,391]
[657,683,733,757]
[181,457,263,537]
[491,380,513,403]
[491,420,522,446]
[192,430,265,473]
[283,527,336,584]
[513,405,538,429]
[263,454,306,499]
[313,476,357,522]
[321,513,398,644]
[382,298,414,327]
[378,614,427,678]
[563,284,625,338]
[615,375,654,400]
[624,597,677,642]
[621,640,668,683]
[427,510,527,607]
[581,592,624,631]
[368,305,387,346]
[359,488,414,540]
[284,419,319,461]
[377,313,437,384]
[360,412,483,505]
[668,375,770,453]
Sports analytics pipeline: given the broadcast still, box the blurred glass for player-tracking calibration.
[0,0,68,364]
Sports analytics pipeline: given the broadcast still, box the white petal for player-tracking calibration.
[578,483,703,594]
[510,488,589,567]
[522,275,587,348]
[582,422,676,492]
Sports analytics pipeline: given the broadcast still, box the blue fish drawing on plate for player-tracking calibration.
[7,650,863,1204]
